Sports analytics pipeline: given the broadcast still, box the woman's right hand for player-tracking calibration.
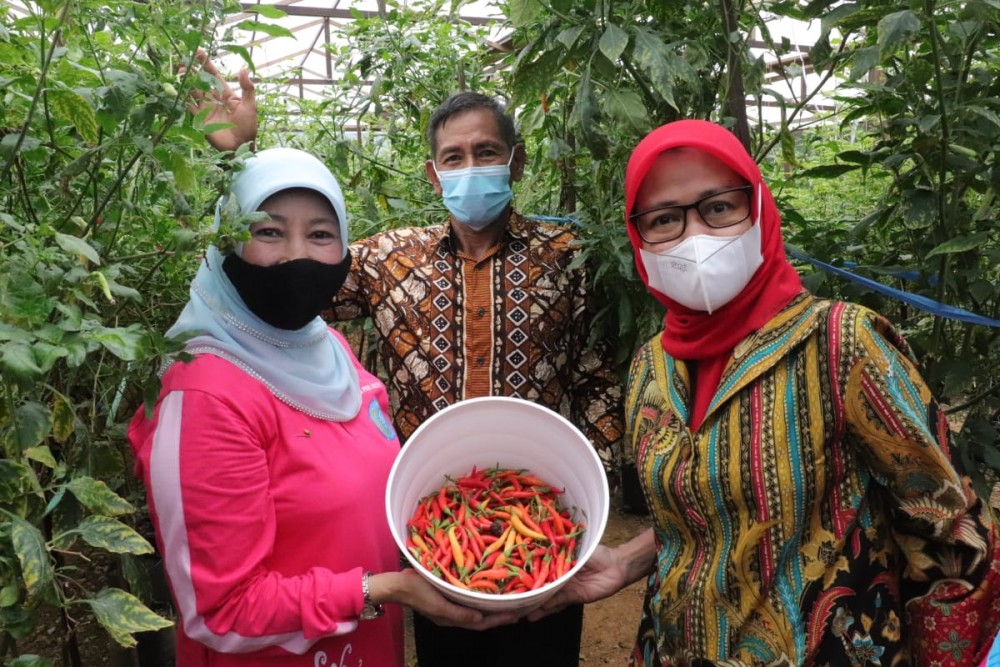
[372,569,519,631]
[182,48,259,153]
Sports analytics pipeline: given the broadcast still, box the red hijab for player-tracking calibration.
[625,120,802,428]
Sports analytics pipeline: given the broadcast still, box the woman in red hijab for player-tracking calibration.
[531,121,1000,666]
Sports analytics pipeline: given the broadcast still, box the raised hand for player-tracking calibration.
[183,48,259,153]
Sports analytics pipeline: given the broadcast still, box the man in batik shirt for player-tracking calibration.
[329,92,623,667]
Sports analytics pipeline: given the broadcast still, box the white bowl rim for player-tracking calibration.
[384,396,611,604]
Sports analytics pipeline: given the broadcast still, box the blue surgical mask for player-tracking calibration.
[433,154,514,230]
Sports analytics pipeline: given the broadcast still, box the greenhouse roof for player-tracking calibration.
[217,0,507,100]
[7,0,841,126]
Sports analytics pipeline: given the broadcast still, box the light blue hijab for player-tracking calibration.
[165,148,361,421]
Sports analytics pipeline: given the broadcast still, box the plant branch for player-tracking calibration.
[0,4,71,183]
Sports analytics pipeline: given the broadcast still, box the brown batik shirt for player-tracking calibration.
[328,211,624,483]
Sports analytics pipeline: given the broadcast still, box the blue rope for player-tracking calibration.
[787,246,1000,329]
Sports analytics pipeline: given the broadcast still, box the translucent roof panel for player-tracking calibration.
[217,0,506,101]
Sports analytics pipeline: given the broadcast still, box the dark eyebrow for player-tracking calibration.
[437,138,508,157]
[251,215,339,232]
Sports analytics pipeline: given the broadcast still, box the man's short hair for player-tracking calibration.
[426,92,518,156]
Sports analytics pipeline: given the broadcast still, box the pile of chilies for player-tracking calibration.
[406,466,583,594]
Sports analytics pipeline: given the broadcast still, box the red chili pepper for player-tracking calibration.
[503,490,540,499]
[466,527,483,562]
[407,465,584,594]
[531,556,551,590]
[470,567,511,581]
[554,550,566,579]
[540,520,557,544]
[457,477,490,490]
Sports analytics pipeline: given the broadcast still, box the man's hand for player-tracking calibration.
[183,48,259,153]
[524,545,628,621]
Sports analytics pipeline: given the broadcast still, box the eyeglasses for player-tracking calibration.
[629,185,754,244]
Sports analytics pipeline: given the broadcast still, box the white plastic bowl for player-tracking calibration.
[385,396,610,615]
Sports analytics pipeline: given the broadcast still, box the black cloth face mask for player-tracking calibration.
[222,249,352,330]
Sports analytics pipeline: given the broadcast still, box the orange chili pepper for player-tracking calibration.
[509,507,546,541]
[411,532,431,554]
[481,526,509,558]
[469,579,500,593]
[447,526,465,570]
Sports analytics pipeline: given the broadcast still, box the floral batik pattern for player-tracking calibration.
[624,293,1000,666]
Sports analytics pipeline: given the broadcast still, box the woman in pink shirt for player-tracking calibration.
[129,148,513,666]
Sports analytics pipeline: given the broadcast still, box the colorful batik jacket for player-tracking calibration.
[328,211,624,483]
[625,292,1000,667]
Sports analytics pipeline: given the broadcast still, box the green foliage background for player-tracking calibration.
[0,0,998,663]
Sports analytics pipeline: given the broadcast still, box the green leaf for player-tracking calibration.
[11,518,53,597]
[849,45,880,81]
[508,0,543,28]
[570,66,608,159]
[66,477,133,517]
[8,655,54,667]
[556,25,586,49]
[796,164,860,178]
[233,20,294,39]
[0,460,36,504]
[48,89,99,145]
[0,584,18,607]
[598,23,629,63]
[877,10,920,60]
[926,232,992,258]
[31,342,67,375]
[0,134,42,159]
[89,325,146,362]
[54,233,101,266]
[246,4,286,19]
[965,103,1000,130]
[85,588,173,648]
[9,402,53,451]
[1,342,43,380]
[51,392,74,444]
[632,28,677,111]
[76,516,154,555]
[602,88,648,132]
[780,127,798,168]
[163,151,196,194]
[24,447,56,470]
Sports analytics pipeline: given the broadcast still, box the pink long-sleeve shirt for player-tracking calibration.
[129,339,404,666]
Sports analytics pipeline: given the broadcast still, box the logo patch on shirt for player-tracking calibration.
[368,399,396,441]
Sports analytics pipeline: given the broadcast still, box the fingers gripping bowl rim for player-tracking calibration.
[385,396,610,615]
